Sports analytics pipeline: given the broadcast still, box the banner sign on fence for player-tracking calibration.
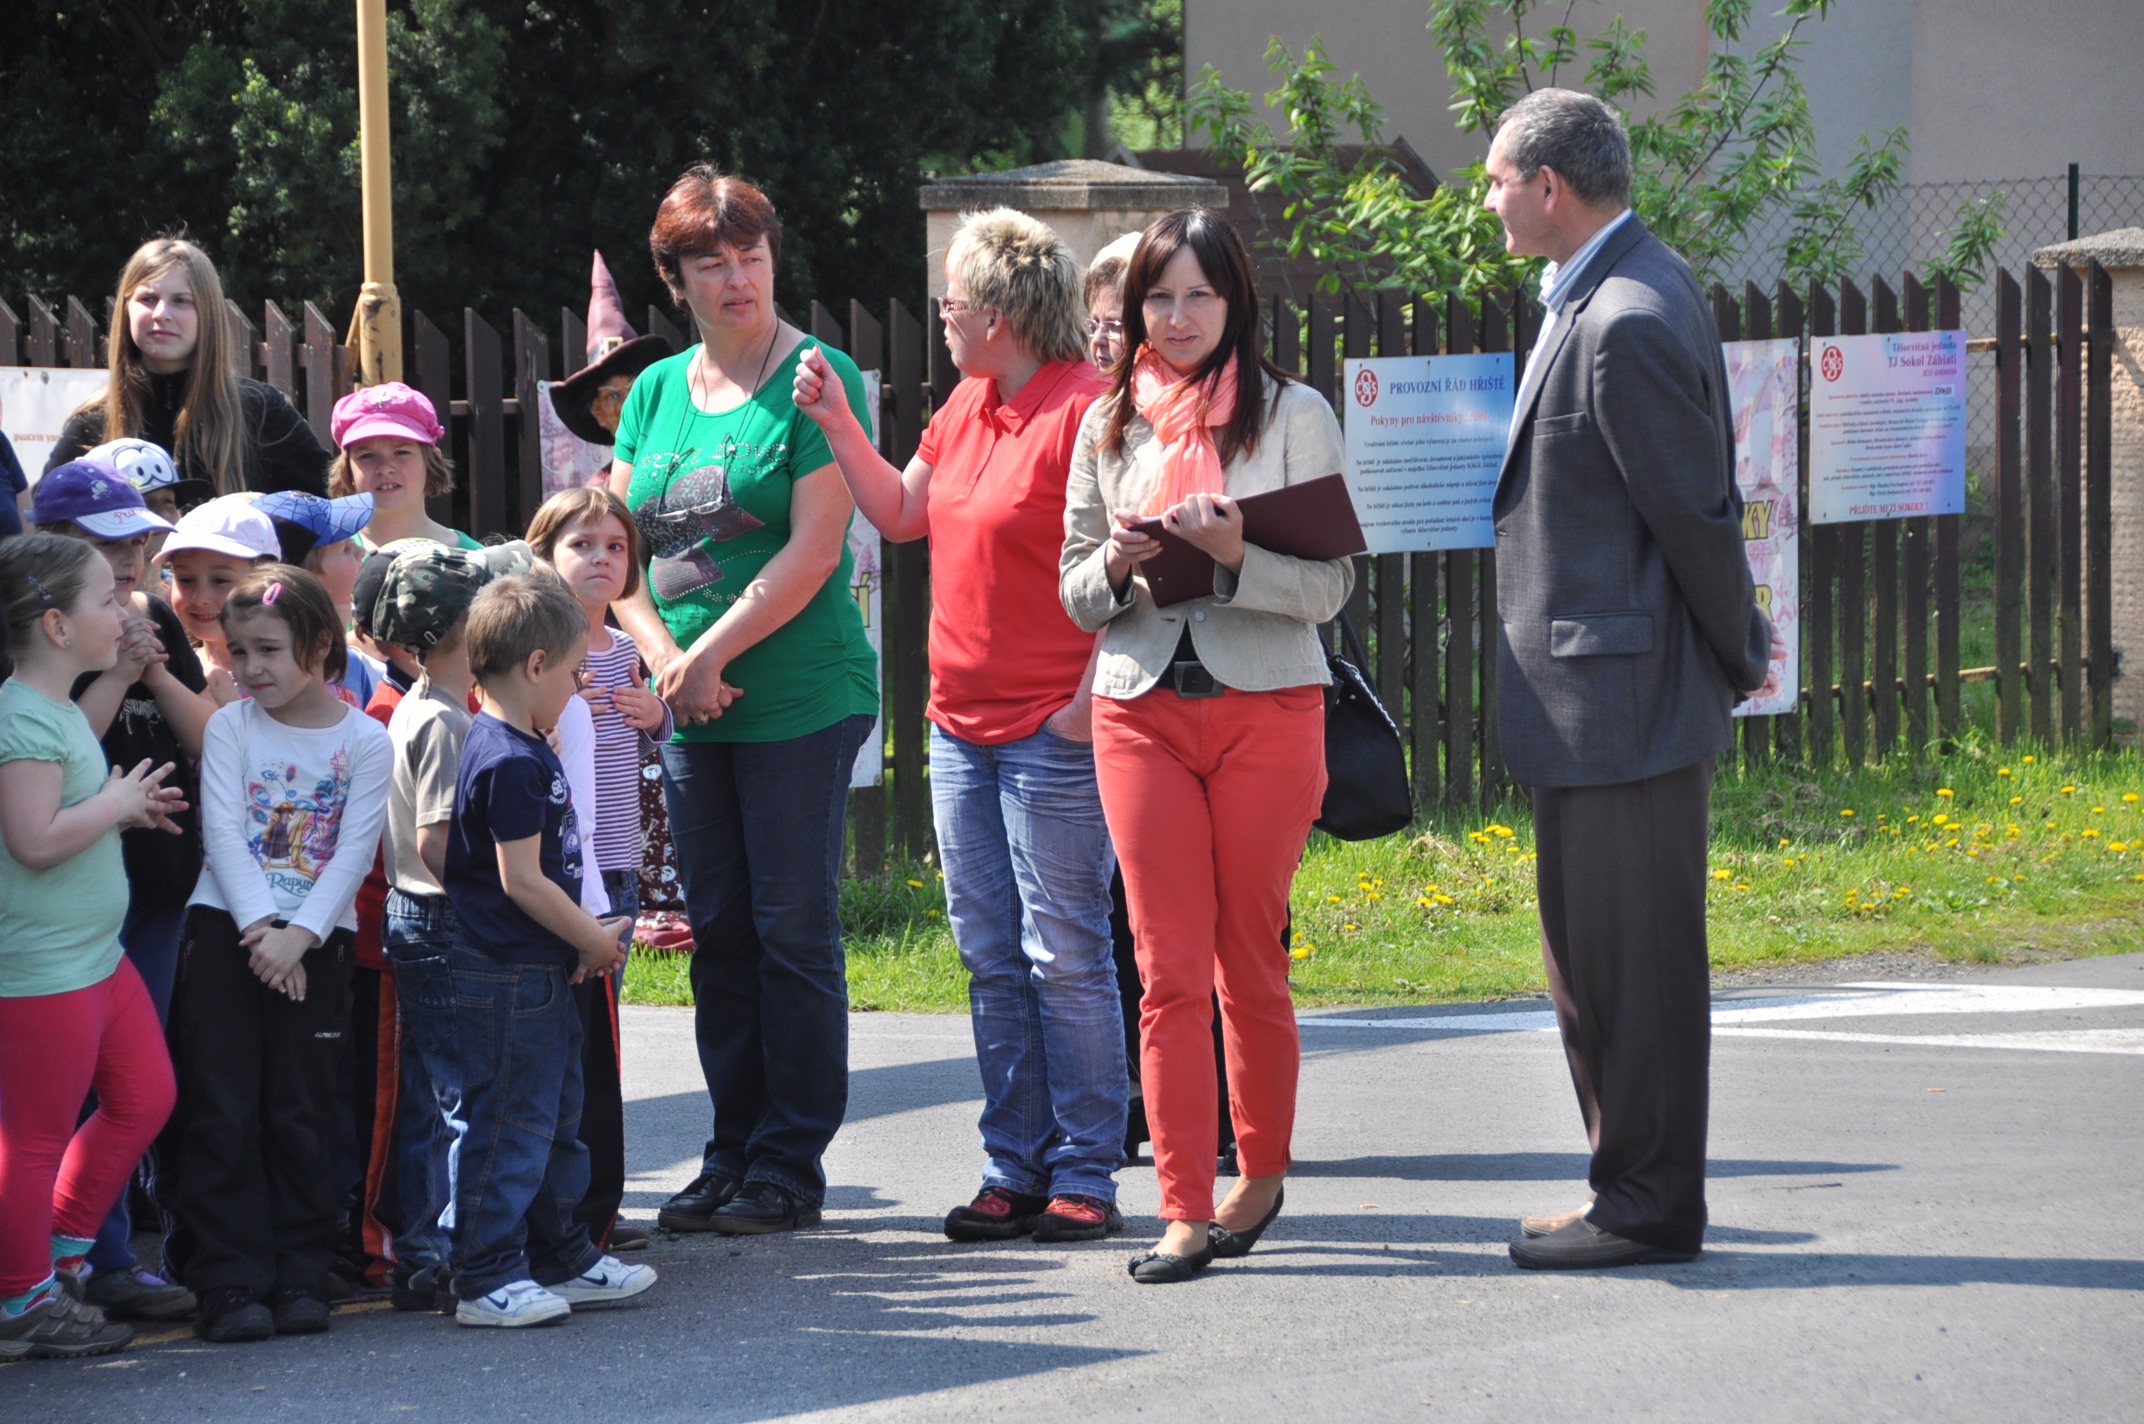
[1725,338,1801,717]
[536,380,614,497]
[1341,353,1513,553]
[1,367,110,483]
[1807,330,1967,525]
[847,369,885,789]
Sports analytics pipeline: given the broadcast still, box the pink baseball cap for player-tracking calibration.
[331,381,446,449]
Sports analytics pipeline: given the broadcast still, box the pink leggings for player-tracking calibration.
[0,958,174,1295]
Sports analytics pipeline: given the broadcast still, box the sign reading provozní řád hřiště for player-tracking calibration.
[1808,330,1967,525]
[1342,353,1513,554]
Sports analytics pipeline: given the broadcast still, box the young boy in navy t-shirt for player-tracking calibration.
[442,570,647,1328]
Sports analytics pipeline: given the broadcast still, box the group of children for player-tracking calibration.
[0,381,674,1359]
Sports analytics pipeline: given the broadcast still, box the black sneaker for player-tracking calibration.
[708,1182,821,1235]
[656,1172,743,1232]
[269,1287,330,1335]
[84,1267,197,1322]
[194,1285,274,1343]
[390,1262,456,1314]
[944,1186,1048,1242]
[1033,1194,1125,1243]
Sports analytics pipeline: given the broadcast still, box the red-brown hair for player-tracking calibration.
[649,165,783,305]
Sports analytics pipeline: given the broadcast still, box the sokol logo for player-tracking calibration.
[1820,345,1844,382]
[1353,368,1379,407]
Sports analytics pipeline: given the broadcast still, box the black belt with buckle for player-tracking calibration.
[1168,626,1224,698]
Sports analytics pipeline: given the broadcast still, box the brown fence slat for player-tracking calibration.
[2025,266,2056,743]
[1307,293,1337,409]
[0,297,19,365]
[1835,280,1868,766]
[261,302,297,398]
[561,307,587,375]
[1741,280,1778,764]
[65,297,99,369]
[24,297,58,368]
[1715,281,1751,768]
[645,305,685,353]
[849,301,886,448]
[1410,551,1440,808]
[1271,296,1301,375]
[1899,274,1931,751]
[2057,265,2085,741]
[1772,281,1806,762]
[1341,294,1372,639]
[301,302,340,445]
[463,309,507,537]
[840,299,888,878]
[1443,290,1479,805]
[1868,279,1900,757]
[886,299,930,860]
[2086,261,2114,745]
[1993,270,2024,744]
[1933,277,1964,738]
[409,310,457,529]
[1805,282,1836,763]
[1475,294,1510,796]
[512,311,549,532]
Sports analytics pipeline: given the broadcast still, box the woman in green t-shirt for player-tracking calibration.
[608,167,878,1237]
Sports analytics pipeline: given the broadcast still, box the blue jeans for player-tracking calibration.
[448,944,600,1298]
[383,890,467,1272]
[932,722,1126,1201]
[86,901,188,1273]
[662,713,874,1208]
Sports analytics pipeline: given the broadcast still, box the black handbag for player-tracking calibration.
[1315,611,1415,841]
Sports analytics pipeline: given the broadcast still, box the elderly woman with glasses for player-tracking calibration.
[794,208,1128,1245]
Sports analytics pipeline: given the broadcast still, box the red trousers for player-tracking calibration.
[0,958,175,1294]
[1094,684,1325,1221]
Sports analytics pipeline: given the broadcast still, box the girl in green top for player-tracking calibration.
[0,535,185,1359]
[610,167,877,1235]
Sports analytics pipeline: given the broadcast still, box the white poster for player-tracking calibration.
[1,367,111,483]
[847,368,885,789]
[1725,338,1801,717]
[536,380,615,497]
[1808,331,1967,524]
[1341,353,1513,553]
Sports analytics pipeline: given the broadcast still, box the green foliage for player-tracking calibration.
[0,1,1118,324]
[1926,191,2009,294]
[1190,0,1918,297]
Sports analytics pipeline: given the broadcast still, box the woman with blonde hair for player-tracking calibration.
[46,238,330,501]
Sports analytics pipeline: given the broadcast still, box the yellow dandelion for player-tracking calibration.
[1714,869,1731,880]
[1841,809,1856,817]
[2124,792,2140,803]
[2093,807,2105,814]
[1932,814,1949,826]
[2062,785,2077,794]
[2111,842,2130,852]
[907,879,925,888]
[1998,767,2011,776]
[1329,894,1343,902]
[2084,829,2101,838]
[1780,838,1792,847]
[2011,796,2024,805]
[2024,755,2036,762]
[1937,788,1954,798]
[1433,894,1454,905]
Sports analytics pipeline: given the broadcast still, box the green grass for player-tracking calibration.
[625,735,2144,1014]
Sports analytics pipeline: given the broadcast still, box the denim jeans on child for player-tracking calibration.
[448,942,600,1299]
[931,722,1126,1201]
[383,889,467,1272]
[661,713,874,1208]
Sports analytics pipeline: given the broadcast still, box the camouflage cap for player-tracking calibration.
[371,539,536,656]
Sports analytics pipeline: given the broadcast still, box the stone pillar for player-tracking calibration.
[2035,228,2144,740]
[917,159,1228,298]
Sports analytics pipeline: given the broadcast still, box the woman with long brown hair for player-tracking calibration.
[1061,209,1351,1284]
[47,238,330,500]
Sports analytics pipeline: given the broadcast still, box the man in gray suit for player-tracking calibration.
[1484,89,1775,1270]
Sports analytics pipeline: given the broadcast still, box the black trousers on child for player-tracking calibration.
[570,973,625,1247]
[171,908,353,1298]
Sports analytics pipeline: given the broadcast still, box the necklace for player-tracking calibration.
[687,320,781,413]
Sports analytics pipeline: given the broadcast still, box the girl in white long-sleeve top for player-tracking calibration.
[170,565,392,1344]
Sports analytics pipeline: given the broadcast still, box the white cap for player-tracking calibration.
[159,494,280,562]
[1092,231,1141,269]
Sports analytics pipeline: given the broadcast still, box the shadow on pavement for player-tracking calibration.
[1671,1251,2144,1291]
[1285,1153,1898,1181]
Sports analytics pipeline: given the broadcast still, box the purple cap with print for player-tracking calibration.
[31,457,175,540]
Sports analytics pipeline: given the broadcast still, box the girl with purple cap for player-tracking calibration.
[327,384,481,555]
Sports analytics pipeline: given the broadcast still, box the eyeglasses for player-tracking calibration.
[1085,318,1124,337]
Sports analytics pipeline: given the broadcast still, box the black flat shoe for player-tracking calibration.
[1207,1185,1284,1259]
[657,1172,743,1232]
[709,1182,822,1236]
[1127,1244,1215,1284]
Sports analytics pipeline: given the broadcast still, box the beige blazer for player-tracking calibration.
[1060,378,1354,699]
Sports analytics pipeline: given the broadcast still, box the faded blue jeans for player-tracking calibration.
[931,721,1126,1202]
[383,890,467,1272]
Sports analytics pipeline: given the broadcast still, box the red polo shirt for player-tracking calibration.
[916,359,1109,745]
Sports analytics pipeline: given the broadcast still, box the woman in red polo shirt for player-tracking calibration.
[793,208,1126,1245]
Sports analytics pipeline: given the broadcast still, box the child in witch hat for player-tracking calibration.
[549,252,674,448]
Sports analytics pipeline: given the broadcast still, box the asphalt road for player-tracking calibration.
[9,952,2141,1423]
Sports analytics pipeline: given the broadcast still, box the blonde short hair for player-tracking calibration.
[466,569,586,684]
[947,208,1087,365]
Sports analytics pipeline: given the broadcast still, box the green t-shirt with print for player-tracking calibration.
[0,679,126,998]
[613,338,879,743]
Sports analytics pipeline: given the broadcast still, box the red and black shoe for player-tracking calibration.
[943,1186,1048,1242]
[1033,1194,1125,1243]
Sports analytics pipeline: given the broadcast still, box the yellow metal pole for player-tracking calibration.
[355,0,401,384]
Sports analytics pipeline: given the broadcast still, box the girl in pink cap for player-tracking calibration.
[327,384,481,555]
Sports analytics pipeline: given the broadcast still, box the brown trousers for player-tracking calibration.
[1531,758,1714,1254]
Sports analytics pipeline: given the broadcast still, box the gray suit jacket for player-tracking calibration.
[1493,218,1768,788]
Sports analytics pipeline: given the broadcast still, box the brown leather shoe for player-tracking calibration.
[1521,1199,1594,1237]
[1509,1218,1699,1270]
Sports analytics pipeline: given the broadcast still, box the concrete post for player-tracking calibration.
[917,159,1228,298]
[2035,228,2144,739]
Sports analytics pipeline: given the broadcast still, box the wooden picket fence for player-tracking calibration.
[1,258,2122,865]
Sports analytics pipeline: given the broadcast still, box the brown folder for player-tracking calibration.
[1129,473,1367,607]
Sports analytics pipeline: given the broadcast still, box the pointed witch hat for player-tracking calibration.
[551,250,676,445]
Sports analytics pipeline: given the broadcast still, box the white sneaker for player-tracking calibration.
[454,1279,571,1328]
[547,1255,657,1307]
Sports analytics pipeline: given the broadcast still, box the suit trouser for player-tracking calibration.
[1094,684,1325,1222]
[1531,758,1713,1255]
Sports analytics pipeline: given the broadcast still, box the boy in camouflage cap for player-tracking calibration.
[371,541,535,659]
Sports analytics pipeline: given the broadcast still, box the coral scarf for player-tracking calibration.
[1130,345,1237,515]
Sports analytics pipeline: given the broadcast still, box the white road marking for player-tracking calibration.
[1714,1026,2144,1055]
